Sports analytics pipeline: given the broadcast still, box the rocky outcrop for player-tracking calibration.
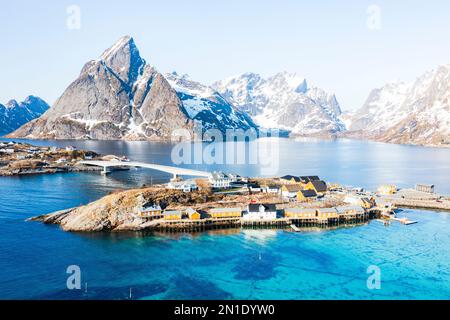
[0,96,49,136]
[29,187,222,232]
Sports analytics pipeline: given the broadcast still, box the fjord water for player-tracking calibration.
[0,138,449,299]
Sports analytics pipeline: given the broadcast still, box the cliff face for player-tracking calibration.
[8,36,256,141]
[9,36,194,140]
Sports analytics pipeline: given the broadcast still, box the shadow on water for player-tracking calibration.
[165,274,232,300]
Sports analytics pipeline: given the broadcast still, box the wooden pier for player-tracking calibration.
[146,212,372,233]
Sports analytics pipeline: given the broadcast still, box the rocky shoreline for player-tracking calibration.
[0,141,127,176]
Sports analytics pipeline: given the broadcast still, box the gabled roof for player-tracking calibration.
[310,180,327,192]
[283,184,303,192]
[248,203,277,212]
[184,208,197,215]
[163,210,182,216]
[299,189,317,197]
[335,206,365,214]
[142,205,162,211]
[210,207,241,213]
[284,207,317,214]
[299,176,320,183]
[317,207,337,214]
[281,175,300,182]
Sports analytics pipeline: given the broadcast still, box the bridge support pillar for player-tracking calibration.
[170,173,181,182]
[101,166,110,175]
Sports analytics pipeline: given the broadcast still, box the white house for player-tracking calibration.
[209,171,233,189]
[243,204,277,220]
[0,148,15,154]
[65,146,77,151]
[167,180,198,192]
[281,184,302,199]
[248,183,262,193]
[264,185,280,194]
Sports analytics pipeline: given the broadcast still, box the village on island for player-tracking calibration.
[135,171,439,232]
[2,141,449,233]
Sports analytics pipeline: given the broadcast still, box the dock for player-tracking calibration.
[392,217,418,225]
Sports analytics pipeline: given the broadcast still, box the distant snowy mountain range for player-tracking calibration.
[344,63,450,146]
[0,96,49,136]
[4,36,449,147]
[213,72,345,136]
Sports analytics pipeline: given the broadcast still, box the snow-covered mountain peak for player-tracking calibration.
[266,71,307,93]
[1,96,50,136]
[5,99,19,109]
[165,72,216,99]
[348,62,450,146]
[97,35,146,85]
[213,72,344,135]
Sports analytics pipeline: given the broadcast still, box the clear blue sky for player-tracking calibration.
[0,0,449,110]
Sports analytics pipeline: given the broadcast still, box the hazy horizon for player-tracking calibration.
[1,0,449,111]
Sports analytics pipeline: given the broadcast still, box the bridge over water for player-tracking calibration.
[78,160,210,180]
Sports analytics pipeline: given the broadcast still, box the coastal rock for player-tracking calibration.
[30,187,221,232]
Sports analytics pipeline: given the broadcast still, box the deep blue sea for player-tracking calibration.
[0,137,449,299]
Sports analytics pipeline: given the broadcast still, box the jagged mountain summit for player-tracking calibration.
[0,96,49,136]
[165,72,256,132]
[213,72,345,136]
[8,36,256,141]
[347,63,450,146]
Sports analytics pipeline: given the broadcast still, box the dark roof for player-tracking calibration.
[281,175,300,182]
[267,184,280,189]
[311,180,327,192]
[299,189,317,197]
[283,184,302,192]
[248,203,277,212]
[300,176,320,183]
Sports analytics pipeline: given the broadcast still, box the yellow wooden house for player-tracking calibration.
[163,210,183,220]
[209,207,241,219]
[185,208,201,220]
[305,180,327,194]
[377,185,397,195]
[297,189,317,202]
[360,197,376,209]
[317,207,339,219]
[284,207,317,219]
[138,205,163,219]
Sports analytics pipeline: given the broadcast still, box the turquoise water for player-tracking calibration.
[0,138,449,299]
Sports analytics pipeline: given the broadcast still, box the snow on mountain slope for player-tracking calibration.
[0,96,49,136]
[8,36,256,141]
[213,72,345,135]
[165,72,256,132]
[348,63,450,146]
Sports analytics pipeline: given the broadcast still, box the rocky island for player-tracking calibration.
[0,141,127,176]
